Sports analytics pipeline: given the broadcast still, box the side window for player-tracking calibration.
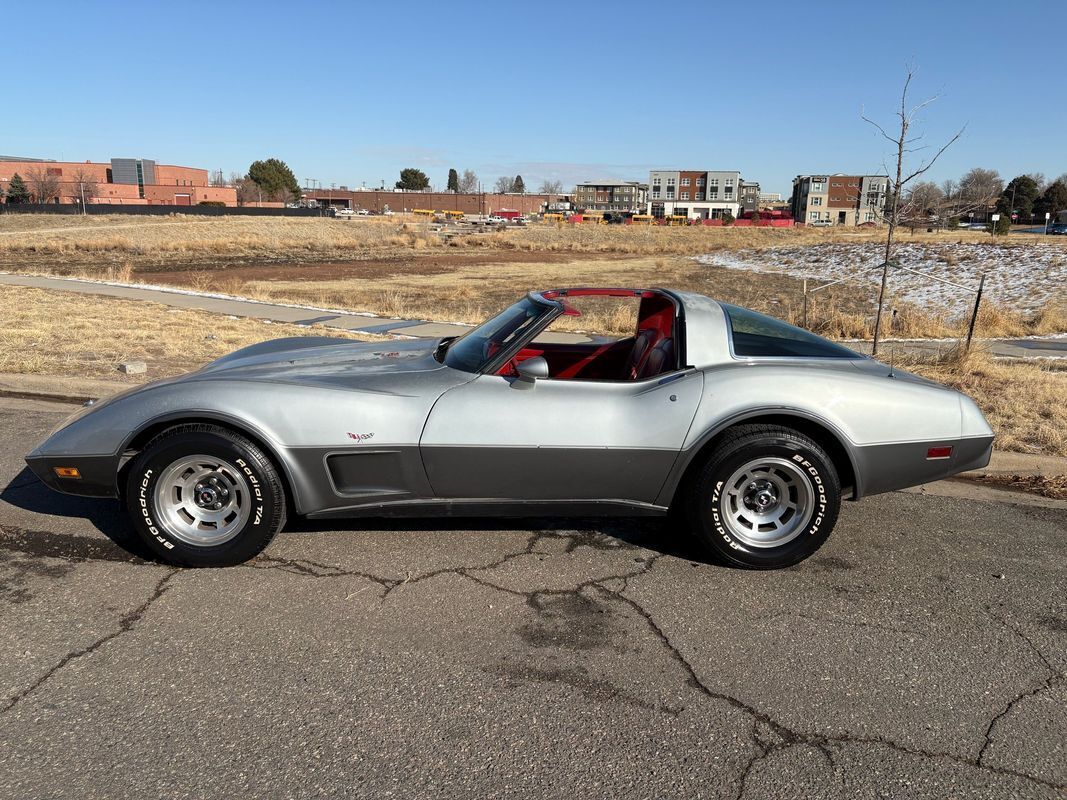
[722,304,860,359]
[532,295,639,344]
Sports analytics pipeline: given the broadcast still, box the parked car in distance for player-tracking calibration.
[333,208,355,218]
[1047,223,1067,235]
[809,220,833,228]
[487,215,507,225]
[26,287,994,570]
[355,209,370,216]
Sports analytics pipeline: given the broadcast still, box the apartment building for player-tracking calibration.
[647,170,743,219]
[740,181,761,214]
[790,174,888,226]
[572,181,647,213]
[759,191,782,204]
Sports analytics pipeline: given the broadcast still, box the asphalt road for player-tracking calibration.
[1,397,1064,799]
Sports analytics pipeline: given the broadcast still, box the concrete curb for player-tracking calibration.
[0,373,135,405]
[1,371,1063,482]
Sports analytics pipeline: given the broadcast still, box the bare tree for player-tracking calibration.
[957,167,1003,209]
[538,179,563,194]
[210,169,227,187]
[25,166,62,204]
[862,68,963,356]
[68,168,99,212]
[458,169,479,193]
[493,175,514,194]
[904,180,943,220]
[230,172,263,205]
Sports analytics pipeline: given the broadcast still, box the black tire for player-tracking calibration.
[686,424,841,569]
[125,423,287,567]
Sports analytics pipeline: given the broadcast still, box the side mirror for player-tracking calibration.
[515,356,549,385]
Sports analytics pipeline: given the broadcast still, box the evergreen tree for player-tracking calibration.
[511,175,525,194]
[247,158,301,203]
[6,173,30,204]
[447,168,459,193]
[395,168,430,190]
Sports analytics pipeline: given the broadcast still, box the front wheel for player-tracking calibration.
[125,424,287,567]
[687,425,841,569]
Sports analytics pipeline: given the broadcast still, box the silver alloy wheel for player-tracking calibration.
[719,457,815,548]
[153,454,251,547]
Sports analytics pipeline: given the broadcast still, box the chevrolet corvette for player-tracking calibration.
[26,288,994,568]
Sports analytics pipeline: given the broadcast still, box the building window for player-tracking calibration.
[681,178,690,186]
[696,178,705,187]
[666,177,675,186]
[681,191,689,200]
[695,192,704,201]
[811,197,822,206]
[652,178,661,186]
[725,178,734,186]
[651,190,661,199]
[709,188,718,197]
[709,178,718,186]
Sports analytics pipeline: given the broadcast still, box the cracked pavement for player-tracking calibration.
[1,397,1064,799]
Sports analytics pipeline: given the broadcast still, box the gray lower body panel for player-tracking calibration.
[854,434,994,498]
[420,445,680,504]
[307,498,668,520]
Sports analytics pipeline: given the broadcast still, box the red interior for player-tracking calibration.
[496,290,678,381]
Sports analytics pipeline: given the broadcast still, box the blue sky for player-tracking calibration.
[5,1,1065,195]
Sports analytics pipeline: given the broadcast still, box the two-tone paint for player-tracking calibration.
[26,289,994,518]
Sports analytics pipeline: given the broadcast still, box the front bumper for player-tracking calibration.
[24,454,120,498]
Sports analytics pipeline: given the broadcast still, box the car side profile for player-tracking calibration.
[26,288,994,569]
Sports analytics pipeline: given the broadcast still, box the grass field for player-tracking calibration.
[2,214,1064,340]
[0,284,367,381]
[1,284,1064,458]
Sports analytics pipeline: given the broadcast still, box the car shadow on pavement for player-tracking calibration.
[1,467,155,561]
[284,514,709,563]
[2,468,709,565]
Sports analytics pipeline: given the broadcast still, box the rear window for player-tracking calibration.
[722,303,860,359]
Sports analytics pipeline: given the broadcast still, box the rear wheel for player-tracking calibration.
[687,425,841,569]
[125,424,286,567]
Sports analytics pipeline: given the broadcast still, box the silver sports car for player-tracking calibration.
[26,288,994,569]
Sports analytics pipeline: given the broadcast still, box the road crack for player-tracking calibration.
[1,568,179,716]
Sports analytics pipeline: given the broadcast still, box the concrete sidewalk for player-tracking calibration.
[3,272,1066,358]
[0,272,473,339]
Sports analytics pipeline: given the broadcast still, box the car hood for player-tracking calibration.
[191,336,449,387]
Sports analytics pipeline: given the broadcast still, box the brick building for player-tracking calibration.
[301,188,562,216]
[0,157,237,206]
[790,174,888,226]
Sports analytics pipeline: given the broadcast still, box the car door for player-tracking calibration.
[419,370,703,505]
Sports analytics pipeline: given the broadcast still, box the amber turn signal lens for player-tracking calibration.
[53,467,81,479]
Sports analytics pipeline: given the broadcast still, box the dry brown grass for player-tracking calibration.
[971,474,1067,500]
[0,285,369,382]
[907,347,1067,457]
[0,213,1020,268]
[3,214,1064,340]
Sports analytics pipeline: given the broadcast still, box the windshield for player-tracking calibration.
[441,296,555,373]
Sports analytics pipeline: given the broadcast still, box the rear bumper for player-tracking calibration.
[24,454,120,498]
[854,435,994,499]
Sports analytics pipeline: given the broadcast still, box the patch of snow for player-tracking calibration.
[695,241,1067,313]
